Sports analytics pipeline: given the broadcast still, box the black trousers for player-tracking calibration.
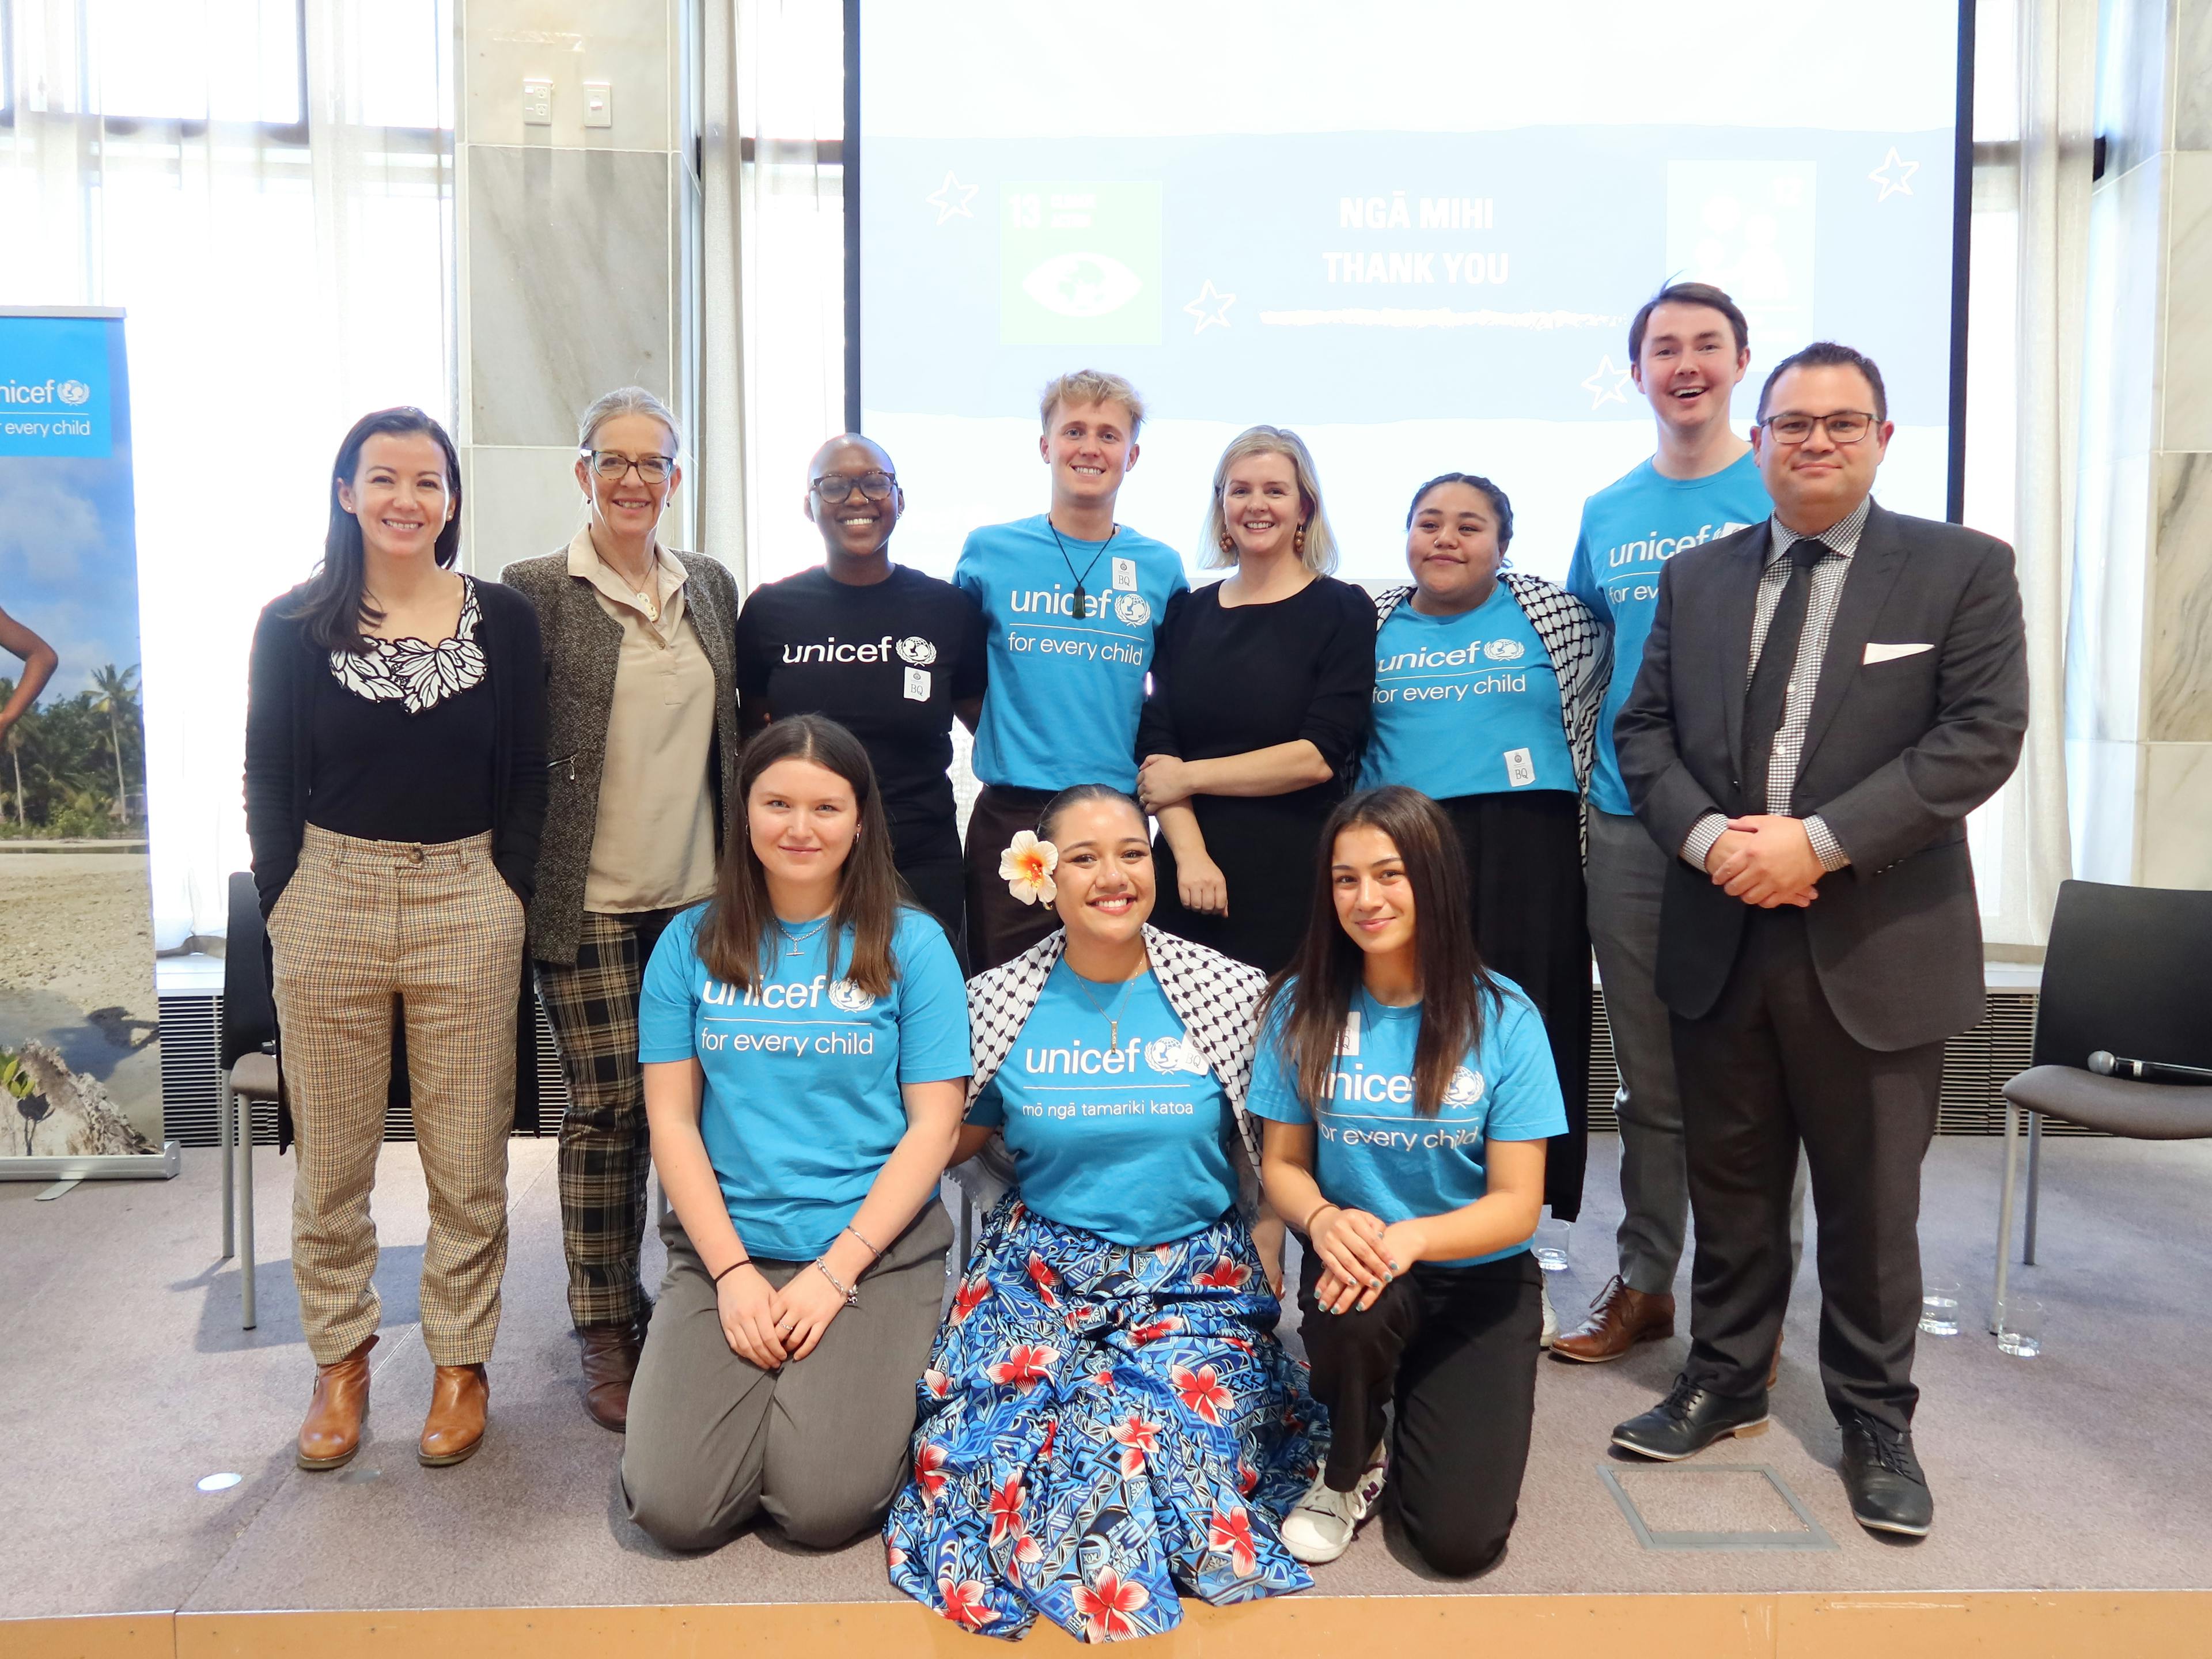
[1438,790,1590,1219]
[892,815,967,971]
[1297,1244,1541,1578]
[961,784,1059,974]
[1671,906,1944,1431]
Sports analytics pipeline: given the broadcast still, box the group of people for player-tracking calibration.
[242,277,2029,1641]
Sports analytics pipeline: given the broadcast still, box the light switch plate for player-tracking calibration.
[522,77,553,126]
[582,79,612,128]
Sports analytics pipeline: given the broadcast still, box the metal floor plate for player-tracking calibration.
[1599,1463,1838,1551]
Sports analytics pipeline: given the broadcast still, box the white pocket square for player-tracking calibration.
[1863,642,1933,665]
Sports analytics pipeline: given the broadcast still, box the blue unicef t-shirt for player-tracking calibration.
[953,515,1188,791]
[1358,583,1574,799]
[968,963,1238,1247]
[637,904,972,1260]
[1565,453,1770,816]
[1247,977,1566,1267]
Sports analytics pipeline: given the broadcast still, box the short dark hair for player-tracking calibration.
[1628,282,1749,363]
[1405,471,1513,553]
[1756,340,1889,425]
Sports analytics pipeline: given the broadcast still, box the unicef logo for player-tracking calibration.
[1443,1066,1484,1107]
[1482,638,1525,663]
[1113,592,1151,627]
[896,635,936,666]
[57,380,92,406]
[827,979,876,1013]
[1145,1034,1207,1076]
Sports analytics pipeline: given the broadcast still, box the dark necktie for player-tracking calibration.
[1741,539,1827,813]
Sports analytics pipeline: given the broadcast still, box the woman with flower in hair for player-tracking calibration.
[885,785,1323,1642]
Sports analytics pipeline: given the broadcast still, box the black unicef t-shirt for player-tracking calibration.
[734,565,987,858]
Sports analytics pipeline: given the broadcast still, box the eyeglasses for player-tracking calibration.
[1760,411,1877,445]
[810,470,896,503]
[586,450,676,482]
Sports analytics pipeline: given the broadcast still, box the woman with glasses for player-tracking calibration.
[502,386,743,1434]
[733,434,986,955]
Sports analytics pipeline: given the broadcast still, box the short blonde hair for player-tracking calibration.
[1039,369,1146,437]
[1200,426,1339,575]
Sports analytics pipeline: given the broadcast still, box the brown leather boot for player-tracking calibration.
[579,1319,645,1432]
[298,1334,377,1471]
[418,1363,490,1467]
[1551,1277,1676,1363]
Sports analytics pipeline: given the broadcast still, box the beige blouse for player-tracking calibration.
[567,528,719,914]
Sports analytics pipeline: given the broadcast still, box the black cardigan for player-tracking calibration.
[244,578,549,919]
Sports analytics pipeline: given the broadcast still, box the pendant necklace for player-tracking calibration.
[1047,520,1118,618]
[777,917,830,958]
[1068,963,1141,1049]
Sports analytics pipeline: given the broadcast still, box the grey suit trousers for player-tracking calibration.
[622,1201,954,1551]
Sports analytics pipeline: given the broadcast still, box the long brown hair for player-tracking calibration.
[1261,786,1501,1118]
[694,715,903,996]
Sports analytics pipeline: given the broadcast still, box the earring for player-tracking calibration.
[1219,531,1235,553]
[1294,524,1308,554]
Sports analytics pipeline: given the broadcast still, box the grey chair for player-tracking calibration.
[220,872,282,1329]
[1993,880,2212,1331]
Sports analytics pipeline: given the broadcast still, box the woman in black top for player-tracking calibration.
[1137,426,1376,972]
[733,434,985,953]
[245,407,546,1476]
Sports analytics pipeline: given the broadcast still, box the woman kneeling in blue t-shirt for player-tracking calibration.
[885,786,1323,1643]
[1252,784,1566,1575]
[622,714,971,1551]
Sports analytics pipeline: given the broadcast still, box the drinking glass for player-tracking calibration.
[1918,1278,1961,1337]
[1997,1297,2044,1358]
[1532,1216,1570,1274]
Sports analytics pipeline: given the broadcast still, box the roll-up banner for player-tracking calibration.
[0,307,174,1182]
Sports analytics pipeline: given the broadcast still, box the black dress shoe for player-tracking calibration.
[1839,1413,1934,1536]
[1611,1373,1770,1460]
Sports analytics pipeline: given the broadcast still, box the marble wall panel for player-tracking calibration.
[2178,0,2212,150]
[466,145,675,449]
[2161,151,2212,450]
[460,0,676,151]
[2149,451,2212,740]
[2140,742,2212,887]
[461,445,590,577]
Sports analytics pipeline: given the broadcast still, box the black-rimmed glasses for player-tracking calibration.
[1760,411,1877,445]
[586,450,676,482]
[810,470,896,503]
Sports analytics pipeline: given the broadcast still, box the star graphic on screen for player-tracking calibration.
[925,172,978,224]
[1581,355,1632,409]
[1183,280,1236,334]
[1868,147,1920,202]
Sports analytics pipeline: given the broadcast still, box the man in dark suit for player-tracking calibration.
[1609,341,2028,1536]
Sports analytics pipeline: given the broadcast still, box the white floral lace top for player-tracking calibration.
[328,577,489,713]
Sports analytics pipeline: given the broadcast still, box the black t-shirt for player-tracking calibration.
[734,564,986,857]
[306,669,498,844]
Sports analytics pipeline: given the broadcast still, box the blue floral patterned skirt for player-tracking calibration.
[884,1194,1326,1642]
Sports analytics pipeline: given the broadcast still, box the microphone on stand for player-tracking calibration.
[2088,1051,2212,1085]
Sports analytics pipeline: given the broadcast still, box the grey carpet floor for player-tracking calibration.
[2,1130,2206,1620]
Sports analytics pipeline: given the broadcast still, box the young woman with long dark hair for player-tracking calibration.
[620,714,969,1552]
[1251,786,1565,1574]
[245,406,547,1473]
[886,784,1321,1642]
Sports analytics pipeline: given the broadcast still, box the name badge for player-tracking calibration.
[904,668,930,702]
[1504,747,1536,788]
[1338,1010,1362,1058]
[1112,556,1138,592]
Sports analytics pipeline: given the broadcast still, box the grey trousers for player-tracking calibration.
[1586,809,1805,1297]
[621,1200,955,1552]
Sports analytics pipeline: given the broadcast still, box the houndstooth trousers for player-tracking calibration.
[269,824,527,1366]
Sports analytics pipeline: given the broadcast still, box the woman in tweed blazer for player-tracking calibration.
[885,785,1323,1644]
[500,387,743,1432]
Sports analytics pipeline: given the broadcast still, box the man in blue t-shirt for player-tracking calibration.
[955,369,1188,972]
[1558,283,1801,1365]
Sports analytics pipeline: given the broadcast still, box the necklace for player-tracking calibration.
[777,918,830,958]
[1046,520,1118,618]
[1066,963,1142,1048]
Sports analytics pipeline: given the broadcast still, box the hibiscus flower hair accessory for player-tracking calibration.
[1000,830,1058,906]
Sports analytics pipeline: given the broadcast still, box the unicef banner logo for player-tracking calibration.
[57,380,92,406]
[0,316,113,458]
[896,635,937,666]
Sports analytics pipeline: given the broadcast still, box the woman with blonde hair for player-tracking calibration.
[1136,426,1374,972]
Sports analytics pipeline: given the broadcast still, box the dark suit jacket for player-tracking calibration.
[1615,501,2028,1052]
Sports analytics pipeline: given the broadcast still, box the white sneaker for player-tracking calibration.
[1281,1444,1388,1564]
[1540,1277,1558,1349]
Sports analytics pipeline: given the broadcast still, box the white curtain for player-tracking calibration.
[0,0,455,948]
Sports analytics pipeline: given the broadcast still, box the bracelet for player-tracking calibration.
[842,1223,884,1260]
[813,1256,861,1307]
[710,1257,752,1285]
[1301,1199,1338,1236]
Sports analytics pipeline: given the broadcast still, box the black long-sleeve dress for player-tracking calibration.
[1136,575,1376,972]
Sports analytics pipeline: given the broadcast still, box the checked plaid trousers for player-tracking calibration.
[535,907,683,1330]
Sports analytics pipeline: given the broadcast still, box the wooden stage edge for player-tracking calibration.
[9,1590,2210,1659]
